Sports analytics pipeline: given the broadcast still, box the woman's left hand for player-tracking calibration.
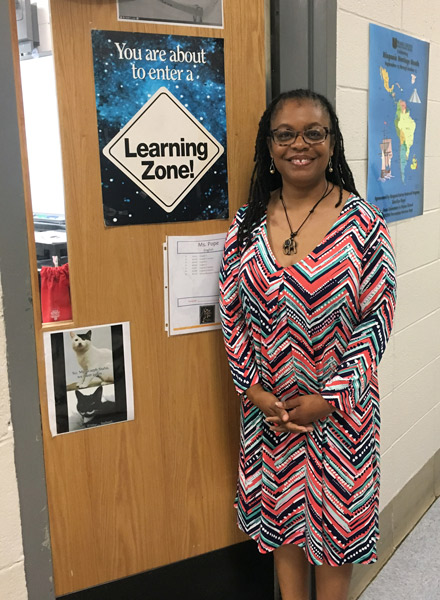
[266,394,334,433]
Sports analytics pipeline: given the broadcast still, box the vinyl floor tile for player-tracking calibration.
[358,497,440,600]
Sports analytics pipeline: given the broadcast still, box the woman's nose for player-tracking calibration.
[290,134,310,149]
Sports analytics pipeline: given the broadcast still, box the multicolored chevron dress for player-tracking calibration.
[219,195,396,566]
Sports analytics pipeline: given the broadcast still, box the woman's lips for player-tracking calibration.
[289,156,314,166]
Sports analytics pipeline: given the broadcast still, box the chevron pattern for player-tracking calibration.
[219,196,396,565]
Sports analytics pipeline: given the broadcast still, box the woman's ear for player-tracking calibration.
[267,138,272,154]
[330,133,336,154]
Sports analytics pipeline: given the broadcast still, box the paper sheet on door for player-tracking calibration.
[164,233,226,335]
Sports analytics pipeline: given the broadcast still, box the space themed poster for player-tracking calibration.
[91,30,227,226]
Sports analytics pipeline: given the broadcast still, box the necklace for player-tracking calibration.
[279,182,334,255]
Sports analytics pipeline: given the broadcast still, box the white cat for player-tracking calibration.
[70,330,114,389]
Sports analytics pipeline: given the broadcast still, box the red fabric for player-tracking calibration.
[40,263,72,322]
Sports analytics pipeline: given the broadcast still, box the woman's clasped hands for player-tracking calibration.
[246,384,334,434]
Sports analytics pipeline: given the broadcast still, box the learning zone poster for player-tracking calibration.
[367,24,429,222]
[92,30,227,226]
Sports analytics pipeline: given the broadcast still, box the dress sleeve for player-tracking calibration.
[320,209,397,415]
[219,210,260,394]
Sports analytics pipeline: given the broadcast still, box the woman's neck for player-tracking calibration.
[280,178,330,210]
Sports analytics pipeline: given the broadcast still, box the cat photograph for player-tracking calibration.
[70,330,114,389]
[73,385,120,429]
[45,322,134,435]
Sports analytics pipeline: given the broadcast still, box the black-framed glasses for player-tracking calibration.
[269,126,332,146]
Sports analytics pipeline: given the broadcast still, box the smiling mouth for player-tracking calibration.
[290,157,313,165]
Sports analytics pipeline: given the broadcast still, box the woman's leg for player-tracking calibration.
[274,544,309,600]
[315,562,352,600]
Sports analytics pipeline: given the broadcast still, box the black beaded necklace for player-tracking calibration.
[279,182,334,255]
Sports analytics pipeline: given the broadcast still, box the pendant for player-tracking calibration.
[283,234,297,255]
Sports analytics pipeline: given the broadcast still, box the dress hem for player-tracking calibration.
[235,514,379,567]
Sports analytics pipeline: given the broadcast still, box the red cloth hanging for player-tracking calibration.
[40,263,72,322]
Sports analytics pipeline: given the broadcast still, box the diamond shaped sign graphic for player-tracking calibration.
[103,87,224,213]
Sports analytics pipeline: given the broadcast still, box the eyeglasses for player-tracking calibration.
[269,126,332,146]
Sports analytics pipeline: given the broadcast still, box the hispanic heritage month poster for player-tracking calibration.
[367,24,429,222]
[91,30,227,226]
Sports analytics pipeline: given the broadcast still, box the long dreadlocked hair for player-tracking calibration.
[237,89,360,249]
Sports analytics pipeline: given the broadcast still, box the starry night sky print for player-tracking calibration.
[91,30,228,226]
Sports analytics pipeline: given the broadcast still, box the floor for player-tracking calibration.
[358,497,440,599]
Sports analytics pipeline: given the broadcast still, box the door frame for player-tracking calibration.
[1,2,54,599]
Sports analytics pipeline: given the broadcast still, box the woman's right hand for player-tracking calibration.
[246,384,313,434]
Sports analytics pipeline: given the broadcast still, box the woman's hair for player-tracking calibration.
[238,89,359,249]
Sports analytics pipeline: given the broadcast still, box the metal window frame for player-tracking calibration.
[268,0,337,105]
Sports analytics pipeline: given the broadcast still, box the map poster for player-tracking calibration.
[367,24,429,222]
[92,30,227,226]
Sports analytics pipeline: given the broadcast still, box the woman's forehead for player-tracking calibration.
[271,98,329,127]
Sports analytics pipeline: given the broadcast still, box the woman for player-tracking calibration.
[219,89,396,600]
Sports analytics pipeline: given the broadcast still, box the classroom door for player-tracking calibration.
[14,0,268,595]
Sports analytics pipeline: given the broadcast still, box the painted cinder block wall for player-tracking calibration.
[0,280,27,600]
[336,0,440,511]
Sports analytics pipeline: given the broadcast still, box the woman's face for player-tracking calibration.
[269,98,334,188]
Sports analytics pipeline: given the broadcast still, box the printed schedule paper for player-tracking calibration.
[164,233,226,336]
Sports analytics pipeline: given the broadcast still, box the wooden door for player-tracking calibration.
[14,0,267,595]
